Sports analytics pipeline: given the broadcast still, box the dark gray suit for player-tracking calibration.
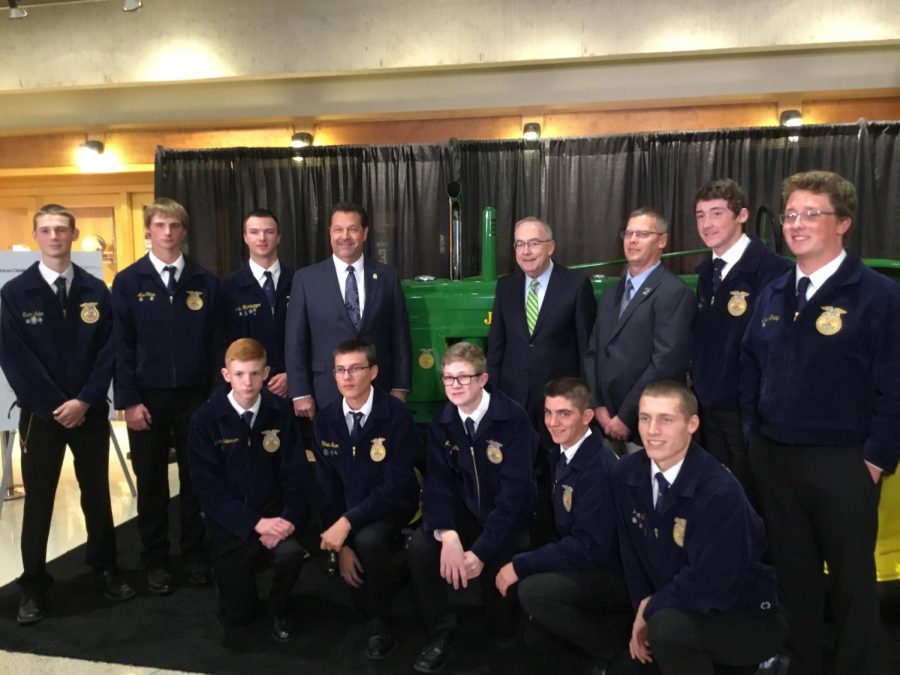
[284,257,411,408]
[585,264,695,432]
[487,263,596,421]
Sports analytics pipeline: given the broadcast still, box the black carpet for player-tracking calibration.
[1,501,899,674]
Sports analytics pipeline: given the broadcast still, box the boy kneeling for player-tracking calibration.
[189,338,308,642]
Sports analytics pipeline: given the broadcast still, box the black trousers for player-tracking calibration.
[128,387,206,569]
[17,406,117,595]
[518,568,631,660]
[749,437,881,675]
[408,507,525,639]
[205,520,305,624]
[346,509,412,619]
[699,407,752,493]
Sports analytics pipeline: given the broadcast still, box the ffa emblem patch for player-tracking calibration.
[727,291,750,317]
[262,429,281,453]
[673,517,687,547]
[815,306,846,336]
[418,349,435,370]
[80,302,100,324]
[137,291,156,303]
[486,440,503,464]
[186,291,204,311]
[562,485,573,512]
[370,437,387,462]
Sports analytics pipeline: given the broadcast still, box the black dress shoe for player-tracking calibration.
[185,560,211,587]
[325,550,339,576]
[16,595,44,626]
[413,631,455,673]
[147,567,175,595]
[272,614,294,643]
[366,618,395,660]
[93,570,136,601]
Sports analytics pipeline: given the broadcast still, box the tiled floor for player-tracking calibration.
[0,421,189,673]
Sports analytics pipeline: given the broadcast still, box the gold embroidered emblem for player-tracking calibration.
[262,429,280,453]
[186,290,204,310]
[418,349,435,370]
[370,437,387,463]
[673,517,687,547]
[815,306,846,336]
[79,302,100,324]
[486,440,503,464]
[727,291,750,317]
[562,485,573,512]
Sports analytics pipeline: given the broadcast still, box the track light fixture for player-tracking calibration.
[123,0,143,11]
[779,109,802,127]
[291,132,314,148]
[8,1,27,20]
[523,122,541,142]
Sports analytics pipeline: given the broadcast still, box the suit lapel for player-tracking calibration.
[608,266,663,342]
[358,260,380,334]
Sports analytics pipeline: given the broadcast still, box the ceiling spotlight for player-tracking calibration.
[291,132,314,148]
[8,1,27,20]
[779,109,803,127]
[123,0,142,11]
[523,122,541,142]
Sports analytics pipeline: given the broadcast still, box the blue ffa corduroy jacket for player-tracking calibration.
[111,254,219,408]
[0,262,113,419]
[188,388,308,540]
[740,255,900,473]
[612,442,779,618]
[691,237,790,410]
[512,431,619,578]
[218,262,294,376]
[423,390,537,565]
[312,387,419,530]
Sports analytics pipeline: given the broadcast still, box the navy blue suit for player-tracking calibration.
[219,262,293,378]
[111,253,220,570]
[284,258,411,408]
[188,388,308,623]
[409,390,537,638]
[612,443,783,671]
[313,387,419,618]
[585,265,695,433]
[691,238,789,483]
[0,262,117,593]
[487,264,596,420]
[740,255,900,673]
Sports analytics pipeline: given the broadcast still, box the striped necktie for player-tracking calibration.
[526,278,539,334]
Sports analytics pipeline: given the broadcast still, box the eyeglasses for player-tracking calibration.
[333,365,373,377]
[619,230,661,240]
[779,209,838,225]
[441,373,482,386]
[513,239,551,251]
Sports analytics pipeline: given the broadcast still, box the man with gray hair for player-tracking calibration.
[487,216,595,542]
[585,208,695,454]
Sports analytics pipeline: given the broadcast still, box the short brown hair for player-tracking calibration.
[334,339,377,367]
[693,178,748,215]
[330,201,368,229]
[224,338,267,367]
[640,380,698,418]
[628,207,669,234]
[243,208,280,233]
[34,203,76,231]
[144,198,189,229]
[544,377,591,412]
[782,171,857,221]
[442,341,486,374]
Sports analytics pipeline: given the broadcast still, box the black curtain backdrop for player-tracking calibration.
[155,121,900,279]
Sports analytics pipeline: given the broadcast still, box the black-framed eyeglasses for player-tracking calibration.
[619,230,661,240]
[441,373,483,386]
[779,209,838,224]
[333,365,373,377]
